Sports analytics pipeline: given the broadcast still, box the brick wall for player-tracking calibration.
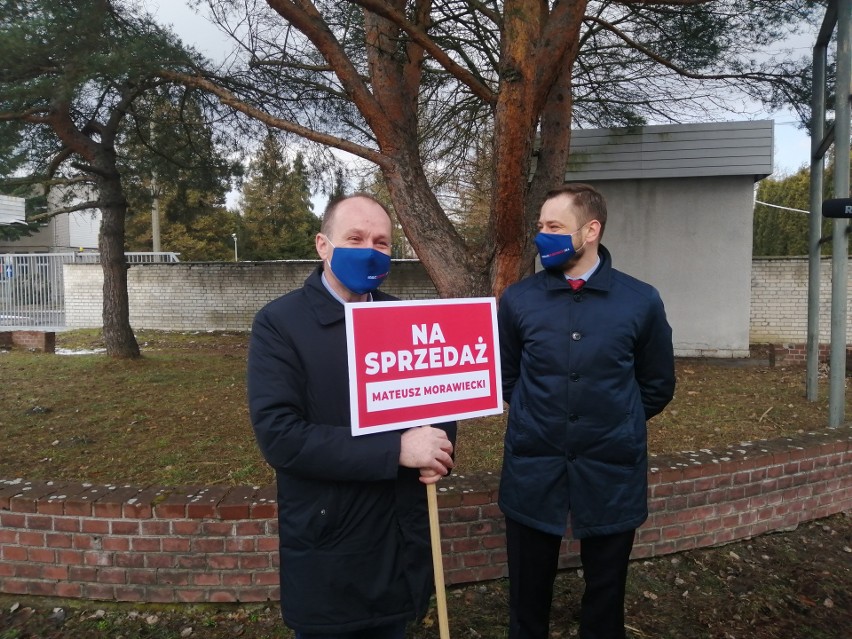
[65,261,438,331]
[769,343,852,366]
[0,331,55,353]
[2,427,849,603]
[750,257,852,344]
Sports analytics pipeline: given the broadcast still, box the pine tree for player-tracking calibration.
[178,1,822,298]
[0,0,210,357]
[239,134,319,260]
[120,88,241,260]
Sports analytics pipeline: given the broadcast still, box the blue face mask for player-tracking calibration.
[325,238,391,294]
[535,232,579,270]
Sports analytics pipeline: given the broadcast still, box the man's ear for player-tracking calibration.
[585,219,602,244]
[316,233,331,261]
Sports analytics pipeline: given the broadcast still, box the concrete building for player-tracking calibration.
[558,120,773,357]
[0,186,100,253]
[0,194,26,227]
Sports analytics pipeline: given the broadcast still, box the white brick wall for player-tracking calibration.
[65,261,439,331]
[65,258,852,346]
[749,257,852,344]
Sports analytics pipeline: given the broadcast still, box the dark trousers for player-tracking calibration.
[506,517,635,639]
[294,620,407,639]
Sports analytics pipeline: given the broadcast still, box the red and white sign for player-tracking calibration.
[345,298,503,436]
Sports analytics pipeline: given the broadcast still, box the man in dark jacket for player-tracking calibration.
[498,183,675,639]
[248,193,456,639]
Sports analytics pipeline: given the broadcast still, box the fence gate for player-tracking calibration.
[0,252,178,329]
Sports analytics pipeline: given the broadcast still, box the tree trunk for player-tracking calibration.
[248,1,587,301]
[382,154,488,298]
[488,0,544,299]
[489,1,586,299]
[362,5,484,299]
[525,10,584,252]
[46,100,140,358]
[97,170,140,359]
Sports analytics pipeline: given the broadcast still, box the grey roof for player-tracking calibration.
[561,120,774,182]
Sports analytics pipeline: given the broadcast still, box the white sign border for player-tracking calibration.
[345,297,502,436]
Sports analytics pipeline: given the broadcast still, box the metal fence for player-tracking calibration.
[0,252,179,329]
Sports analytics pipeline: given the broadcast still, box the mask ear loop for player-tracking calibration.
[320,234,336,250]
[573,223,590,254]
[320,234,336,271]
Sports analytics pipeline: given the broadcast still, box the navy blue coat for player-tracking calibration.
[497,246,675,538]
[248,266,457,634]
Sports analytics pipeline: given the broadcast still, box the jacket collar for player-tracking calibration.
[304,265,346,326]
[303,265,395,325]
[544,244,613,292]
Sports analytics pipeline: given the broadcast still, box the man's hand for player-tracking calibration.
[418,468,444,486]
[400,426,454,484]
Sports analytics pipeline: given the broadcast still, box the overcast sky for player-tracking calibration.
[147,1,814,178]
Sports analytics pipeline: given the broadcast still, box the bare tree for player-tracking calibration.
[167,0,821,297]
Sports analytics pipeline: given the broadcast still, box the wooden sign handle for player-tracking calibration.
[427,482,451,639]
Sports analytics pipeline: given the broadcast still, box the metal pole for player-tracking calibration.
[807,38,827,401]
[151,174,161,253]
[829,0,851,427]
[150,121,161,253]
[232,233,238,262]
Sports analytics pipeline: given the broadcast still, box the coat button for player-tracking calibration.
[569,414,579,422]
[570,373,580,382]
[571,331,581,341]
[567,452,577,461]
[573,293,582,301]
[320,509,327,516]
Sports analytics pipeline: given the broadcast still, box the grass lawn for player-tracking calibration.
[0,329,848,487]
[1,330,850,638]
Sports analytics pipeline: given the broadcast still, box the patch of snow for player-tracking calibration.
[55,348,107,355]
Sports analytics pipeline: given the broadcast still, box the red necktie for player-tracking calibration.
[568,278,585,291]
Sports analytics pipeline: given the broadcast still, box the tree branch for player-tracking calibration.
[615,0,713,5]
[45,101,101,164]
[265,0,388,126]
[158,69,389,167]
[27,200,109,222]
[249,58,333,74]
[533,1,586,113]
[586,15,795,85]
[46,148,74,180]
[0,108,49,123]
[70,160,115,177]
[466,0,501,27]
[101,81,149,147]
[351,0,497,104]
[0,174,92,189]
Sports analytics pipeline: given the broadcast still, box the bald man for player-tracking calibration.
[248,193,456,639]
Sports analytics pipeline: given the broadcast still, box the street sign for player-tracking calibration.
[4,265,12,279]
